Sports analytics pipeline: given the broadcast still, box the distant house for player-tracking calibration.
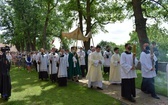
[0,43,18,52]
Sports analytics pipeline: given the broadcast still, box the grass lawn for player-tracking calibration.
[103,70,168,97]
[0,66,121,105]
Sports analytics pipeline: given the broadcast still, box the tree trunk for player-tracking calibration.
[84,0,91,50]
[132,0,149,50]
[77,0,83,33]
[31,37,36,51]
[42,2,50,49]
[26,31,31,52]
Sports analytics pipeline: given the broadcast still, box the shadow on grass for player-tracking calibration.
[2,66,121,105]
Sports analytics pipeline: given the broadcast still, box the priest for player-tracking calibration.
[48,48,59,83]
[140,43,160,99]
[57,49,69,86]
[120,43,138,102]
[86,45,104,90]
[68,47,75,80]
[36,48,49,80]
[109,47,121,84]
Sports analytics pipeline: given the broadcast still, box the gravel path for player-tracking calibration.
[79,79,168,105]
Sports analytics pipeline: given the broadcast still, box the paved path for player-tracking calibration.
[79,79,168,105]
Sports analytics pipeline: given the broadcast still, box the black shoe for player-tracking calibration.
[128,97,136,103]
[97,87,103,90]
[152,96,160,99]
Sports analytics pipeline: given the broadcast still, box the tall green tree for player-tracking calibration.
[125,0,168,50]
[59,0,125,50]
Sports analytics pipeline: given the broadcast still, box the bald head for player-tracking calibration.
[143,43,150,51]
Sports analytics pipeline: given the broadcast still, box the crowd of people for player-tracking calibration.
[3,41,160,103]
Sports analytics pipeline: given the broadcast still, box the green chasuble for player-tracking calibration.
[73,52,81,76]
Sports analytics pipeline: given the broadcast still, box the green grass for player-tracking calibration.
[103,70,168,97]
[136,70,168,97]
[0,66,121,105]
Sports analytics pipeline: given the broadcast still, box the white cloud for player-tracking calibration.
[93,19,134,45]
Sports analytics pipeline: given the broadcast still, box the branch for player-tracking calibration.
[83,15,87,21]
[141,0,146,4]
[90,0,94,4]
[49,0,59,12]
[150,0,168,13]
[101,22,111,25]
[91,21,98,28]
[143,8,158,22]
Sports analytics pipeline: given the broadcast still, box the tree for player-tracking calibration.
[59,0,125,50]
[128,24,168,61]
[125,0,168,50]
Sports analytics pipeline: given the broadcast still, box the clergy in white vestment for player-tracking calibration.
[109,47,121,84]
[78,47,86,77]
[103,46,112,74]
[58,49,69,86]
[120,43,138,102]
[86,45,104,90]
[48,48,59,83]
[36,48,49,80]
[140,43,160,99]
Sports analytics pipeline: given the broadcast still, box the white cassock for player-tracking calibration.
[103,51,112,67]
[120,52,139,98]
[140,52,157,78]
[109,53,121,84]
[120,52,138,79]
[36,52,48,72]
[58,54,69,78]
[77,51,86,66]
[86,51,104,88]
[48,52,59,75]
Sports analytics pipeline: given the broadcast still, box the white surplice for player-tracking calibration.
[120,52,138,79]
[140,52,157,78]
[58,54,69,78]
[77,50,86,66]
[48,52,59,74]
[36,52,48,72]
[103,51,112,67]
